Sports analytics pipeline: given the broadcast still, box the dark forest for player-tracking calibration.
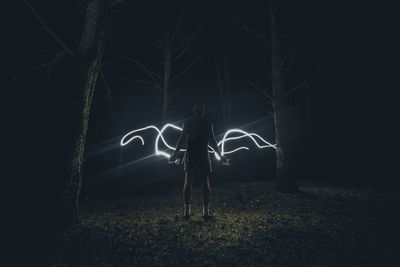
[2,0,399,266]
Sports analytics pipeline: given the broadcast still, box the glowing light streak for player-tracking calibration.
[120,123,276,161]
[219,129,276,156]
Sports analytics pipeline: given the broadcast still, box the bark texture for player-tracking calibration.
[60,0,106,225]
[215,54,232,128]
[161,44,171,122]
[270,6,298,193]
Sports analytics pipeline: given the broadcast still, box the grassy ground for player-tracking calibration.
[3,181,400,266]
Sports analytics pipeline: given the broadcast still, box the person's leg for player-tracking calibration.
[183,171,194,218]
[201,174,212,218]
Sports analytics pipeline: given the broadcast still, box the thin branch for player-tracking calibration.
[286,65,325,97]
[18,50,65,72]
[168,89,180,103]
[124,56,162,89]
[281,46,295,67]
[109,0,126,8]
[24,1,75,57]
[171,55,204,81]
[270,4,276,26]
[215,58,224,104]
[227,9,268,39]
[101,67,111,97]
[152,72,163,80]
[170,11,183,44]
[249,82,273,101]
[189,19,208,42]
[45,50,66,77]
[283,48,297,76]
[121,78,159,89]
[174,45,188,62]
[173,19,207,59]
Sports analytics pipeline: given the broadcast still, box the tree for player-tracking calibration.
[124,13,205,122]
[231,4,323,192]
[23,0,108,224]
[269,6,297,192]
[58,0,107,224]
[215,53,233,128]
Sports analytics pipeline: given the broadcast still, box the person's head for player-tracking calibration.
[193,104,206,117]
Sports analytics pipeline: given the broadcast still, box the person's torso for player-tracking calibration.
[185,116,211,160]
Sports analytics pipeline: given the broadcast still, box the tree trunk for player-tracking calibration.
[215,59,226,127]
[223,53,232,125]
[270,5,298,193]
[161,44,171,122]
[60,0,106,225]
[215,54,232,128]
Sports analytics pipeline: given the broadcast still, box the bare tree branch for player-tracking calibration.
[174,45,188,62]
[249,82,273,101]
[109,0,126,8]
[170,11,183,44]
[168,89,180,103]
[270,4,276,26]
[171,55,204,81]
[45,50,67,77]
[151,72,163,80]
[281,46,295,67]
[18,50,65,72]
[189,19,208,42]
[283,48,297,76]
[124,56,162,89]
[173,19,207,61]
[121,78,159,89]
[24,0,75,57]
[227,10,268,39]
[286,65,325,97]
[100,67,111,97]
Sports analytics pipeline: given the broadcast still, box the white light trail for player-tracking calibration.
[120,123,276,161]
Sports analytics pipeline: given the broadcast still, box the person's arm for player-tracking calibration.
[209,123,230,165]
[169,122,187,162]
[208,123,222,157]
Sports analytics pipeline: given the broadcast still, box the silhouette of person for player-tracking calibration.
[169,104,230,219]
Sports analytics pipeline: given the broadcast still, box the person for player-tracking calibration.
[169,104,230,220]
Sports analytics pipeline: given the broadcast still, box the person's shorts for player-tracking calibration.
[183,154,212,176]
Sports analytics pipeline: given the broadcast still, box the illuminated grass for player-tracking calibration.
[13,182,400,266]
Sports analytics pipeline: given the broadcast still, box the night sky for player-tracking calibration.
[4,0,398,211]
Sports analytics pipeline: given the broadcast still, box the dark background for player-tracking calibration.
[3,0,398,215]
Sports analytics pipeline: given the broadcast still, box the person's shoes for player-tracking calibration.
[183,204,191,220]
[202,213,213,220]
[202,205,213,220]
